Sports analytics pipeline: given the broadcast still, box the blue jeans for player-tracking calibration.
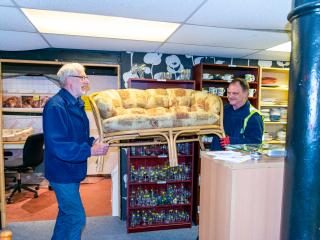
[50,182,86,240]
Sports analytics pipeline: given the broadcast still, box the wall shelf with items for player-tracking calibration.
[260,104,287,107]
[260,87,288,91]
[265,121,287,125]
[193,63,260,108]
[127,143,194,233]
[2,108,43,113]
[259,67,289,145]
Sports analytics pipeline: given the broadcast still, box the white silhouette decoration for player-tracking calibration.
[143,53,162,79]
[165,55,184,79]
[185,55,204,66]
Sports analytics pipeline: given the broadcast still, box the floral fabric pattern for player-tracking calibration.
[93,88,221,133]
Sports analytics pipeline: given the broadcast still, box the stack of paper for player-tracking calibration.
[205,150,251,163]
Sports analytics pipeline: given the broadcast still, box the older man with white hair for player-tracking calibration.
[43,63,109,240]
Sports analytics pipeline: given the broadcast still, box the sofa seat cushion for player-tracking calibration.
[102,111,219,132]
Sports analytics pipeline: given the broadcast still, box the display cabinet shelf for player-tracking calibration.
[129,203,192,210]
[128,222,192,233]
[260,104,287,107]
[266,140,286,144]
[129,155,193,159]
[202,79,258,86]
[220,96,257,100]
[3,92,55,96]
[129,180,192,186]
[261,87,288,91]
[2,108,43,113]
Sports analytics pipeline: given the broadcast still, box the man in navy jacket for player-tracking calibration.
[43,63,109,240]
[211,78,264,150]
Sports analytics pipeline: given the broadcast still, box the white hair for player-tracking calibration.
[57,63,85,87]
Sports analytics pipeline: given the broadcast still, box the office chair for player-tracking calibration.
[4,133,44,204]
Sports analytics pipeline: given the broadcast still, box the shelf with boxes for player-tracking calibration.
[127,143,194,233]
[259,67,289,145]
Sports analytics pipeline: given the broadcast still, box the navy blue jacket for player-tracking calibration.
[211,101,264,150]
[43,89,95,183]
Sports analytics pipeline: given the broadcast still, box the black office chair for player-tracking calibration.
[4,133,44,204]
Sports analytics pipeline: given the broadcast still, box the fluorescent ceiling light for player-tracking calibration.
[22,8,180,42]
[267,41,291,52]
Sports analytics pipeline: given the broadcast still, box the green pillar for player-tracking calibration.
[281,1,320,239]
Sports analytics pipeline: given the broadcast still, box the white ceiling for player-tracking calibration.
[0,0,292,61]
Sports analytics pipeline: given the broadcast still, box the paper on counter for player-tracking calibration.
[205,150,251,163]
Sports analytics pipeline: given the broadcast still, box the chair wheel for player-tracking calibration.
[34,193,38,198]
[35,186,39,190]
[6,198,13,204]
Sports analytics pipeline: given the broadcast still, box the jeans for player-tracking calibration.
[50,182,86,240]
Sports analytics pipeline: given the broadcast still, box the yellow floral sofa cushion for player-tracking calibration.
[93,88,221,133]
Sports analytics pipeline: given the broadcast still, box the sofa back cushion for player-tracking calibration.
[167,88,193,108]
[145,89,169,108]
[117,89,147,109]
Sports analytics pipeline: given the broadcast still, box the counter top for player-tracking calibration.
[201,151,284,170]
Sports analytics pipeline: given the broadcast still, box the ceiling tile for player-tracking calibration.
[43,34,162,52]
[244,50,290,61]
[0,30,49,50]
[0,0,14,6]
[188,0,292,30]
[0,6,37,32]
[168,25,290,50]
[15,0,205,22]
[158,43,258,58]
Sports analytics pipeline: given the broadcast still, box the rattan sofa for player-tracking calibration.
[89,88,225,166]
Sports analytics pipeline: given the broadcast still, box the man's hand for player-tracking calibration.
[91,140,109,156]
[220,136,230,148]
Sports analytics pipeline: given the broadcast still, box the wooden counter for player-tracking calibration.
[199,152,284,240]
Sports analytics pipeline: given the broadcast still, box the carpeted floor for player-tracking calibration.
[7,216,198,240]
[6,178,112,223]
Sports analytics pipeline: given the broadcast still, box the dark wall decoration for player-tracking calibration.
[120,51,290,88]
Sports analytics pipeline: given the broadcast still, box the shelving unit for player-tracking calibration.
[192,63,260,224]
[126,143,194,233]
[124,78,196,232]
[0,59,120,228]
[259,67,289,145]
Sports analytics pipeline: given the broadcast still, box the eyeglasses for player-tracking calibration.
[69,75,88,81]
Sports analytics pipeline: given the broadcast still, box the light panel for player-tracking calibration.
[267,41,291,52]
[21,8,180,42]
